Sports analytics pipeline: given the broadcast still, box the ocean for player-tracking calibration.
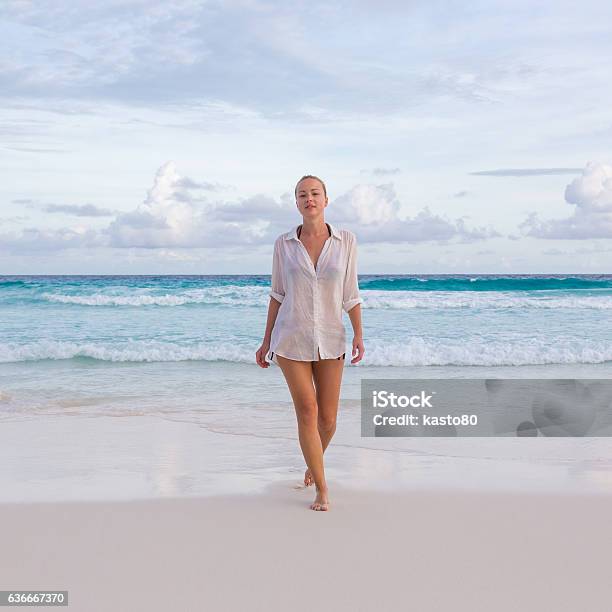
[2,273,612,411]
[2,274,612,364]
[1,274,611,501]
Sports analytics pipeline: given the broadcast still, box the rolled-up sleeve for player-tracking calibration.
[342,234,363,313]
[269,238,285,304]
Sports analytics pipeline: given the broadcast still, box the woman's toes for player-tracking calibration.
[304,469,313,486]
[309,498,329,511]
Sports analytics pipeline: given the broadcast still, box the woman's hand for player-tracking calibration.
[351,335,365,365]
[255,340,271,368]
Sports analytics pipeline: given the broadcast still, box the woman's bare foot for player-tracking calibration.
[310,487,329,511]
[304,468,314,487]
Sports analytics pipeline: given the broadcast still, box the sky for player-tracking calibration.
[1,0,612,274]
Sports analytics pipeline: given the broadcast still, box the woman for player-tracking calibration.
[255,175,365,511]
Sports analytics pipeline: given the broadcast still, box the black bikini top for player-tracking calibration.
[297,223,331,240]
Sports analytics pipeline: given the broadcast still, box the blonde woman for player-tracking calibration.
[256,175,364,511]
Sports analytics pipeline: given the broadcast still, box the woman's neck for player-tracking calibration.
[300,219,328,238]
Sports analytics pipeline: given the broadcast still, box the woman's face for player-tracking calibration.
[296,178,328,218]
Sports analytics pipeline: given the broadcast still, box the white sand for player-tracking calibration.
[1,484,611,612]
[3,413,612,504]
[2,407,612,611]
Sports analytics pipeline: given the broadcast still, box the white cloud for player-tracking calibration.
[0,226,103,252]
[3,163,500,253]
[543,245,612,256]
[565,162,612,212]
[471,168,583,177]
[330,183,499,243]
[5,0,601,122]
[106,161,208,248]
[105,161,291,248]
[107,166,498,248]
[332,183,400,225]
[44,203,116,217]
[370,167,401,176]
[520,161,612,239]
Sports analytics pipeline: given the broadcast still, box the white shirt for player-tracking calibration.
[268,222,363,363]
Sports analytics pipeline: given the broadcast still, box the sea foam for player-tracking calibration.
[38,289,612,310]
[2,338,611,366]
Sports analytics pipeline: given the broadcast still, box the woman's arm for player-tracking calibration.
[256,297,281,368]
[347,303,364,364]
[343,234,365,364]
[263,297,282,343]
[256,240,285,368]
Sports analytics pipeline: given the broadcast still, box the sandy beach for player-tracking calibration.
[2,406,612,610]
[2,485,611,612]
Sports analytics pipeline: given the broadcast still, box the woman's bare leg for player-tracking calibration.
[276,355,329,510]
[303,356,344,488]
[313,357,344,451]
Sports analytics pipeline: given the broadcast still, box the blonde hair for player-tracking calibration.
[294,175,327,199]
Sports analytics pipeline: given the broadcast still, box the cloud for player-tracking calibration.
[454,190,469,198]
[519,161,612,239]
[0,1,539,121]
[209,193,295,226]
[106,161,206,248]
[574,245,612,254]
[470,168,583,177]
[565,162,612,212]
[542,248,565,256]
[5,146,68,153]
[44,203,116,217]
[0,160,268,253]
[4,162,501,253]
[329,183,499,243]
[370,167,401,176]
[543,245,612,255]
[10,199,116,218]
[0,215,29,223]
[176,177,230,192]
[0,226,104,253]
[105,161,286,248]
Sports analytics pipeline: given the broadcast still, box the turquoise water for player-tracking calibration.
[1,274,612,366]
[1,274,611,419]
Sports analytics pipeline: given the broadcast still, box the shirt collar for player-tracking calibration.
[285,222,342,241]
